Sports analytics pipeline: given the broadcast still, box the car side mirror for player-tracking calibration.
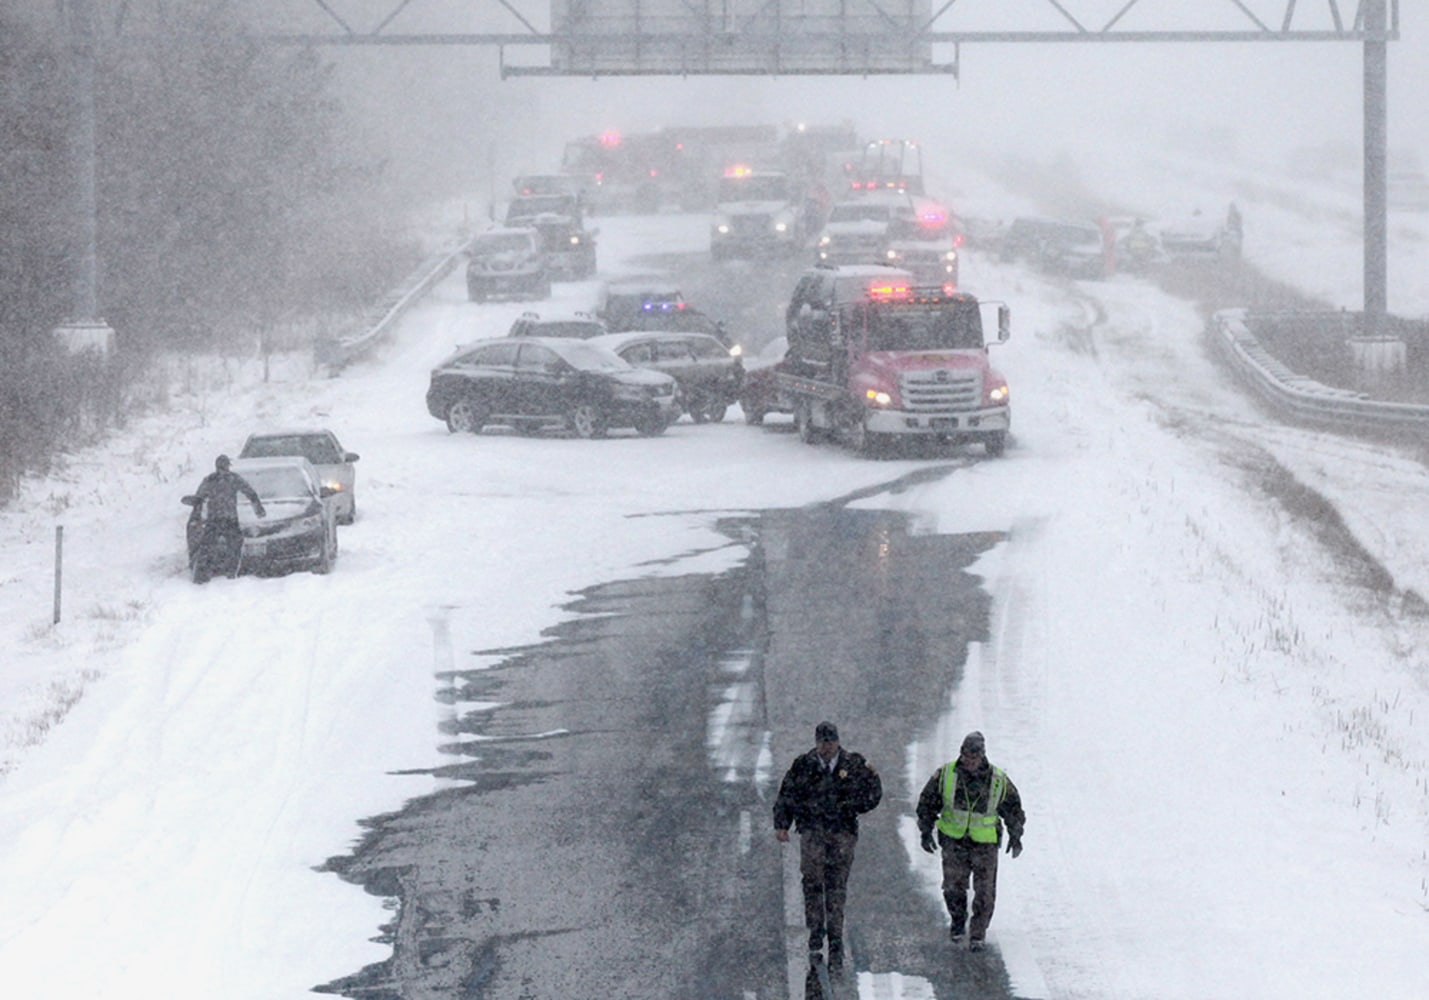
[320,486,337,499]
[181,495,201,507]
[997,304,1012,342]
[344,452,359,462]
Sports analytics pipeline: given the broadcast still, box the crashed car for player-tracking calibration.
[588,330,744,423]
[737,336,793,426]
[465,227,551,302]
[425,336,681,438]
[182,456,338,579]
[238,428,360,525]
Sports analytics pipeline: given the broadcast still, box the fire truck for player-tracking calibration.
[776,265,1011,456]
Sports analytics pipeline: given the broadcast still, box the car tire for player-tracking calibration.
[704,403,728,424]
[795,401,820,444]
[568,402,609,439]
[446,396,488,434]
[743,405,765,426]
[984,431,1007,458]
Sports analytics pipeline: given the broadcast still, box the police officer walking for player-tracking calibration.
[773,721,882,971]
[916,730,1025,951]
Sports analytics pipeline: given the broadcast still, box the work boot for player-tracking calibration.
[949,920,965,942]
[968,937,985,952]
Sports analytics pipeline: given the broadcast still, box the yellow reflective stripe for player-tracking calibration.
[936,765,1007,842]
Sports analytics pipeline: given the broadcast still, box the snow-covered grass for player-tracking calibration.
[2,133,1428,1000]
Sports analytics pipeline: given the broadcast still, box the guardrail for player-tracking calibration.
[315,241,469,374]
[1206,307,1429,432]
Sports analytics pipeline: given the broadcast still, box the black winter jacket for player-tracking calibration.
[773,748,882,836]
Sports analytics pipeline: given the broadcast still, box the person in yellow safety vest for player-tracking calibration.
[915,730,1025,952]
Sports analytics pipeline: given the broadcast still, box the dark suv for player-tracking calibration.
[465,227,550,302]
[425,336,681,438]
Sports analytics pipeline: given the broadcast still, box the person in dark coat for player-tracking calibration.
[773,721,882,969]
[192,454,265,580]
[916,730,1024,951]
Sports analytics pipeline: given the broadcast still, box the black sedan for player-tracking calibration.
[588,331,744,423]
[425,336,681,439]
[182,457,338,579]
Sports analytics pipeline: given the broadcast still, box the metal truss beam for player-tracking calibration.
[96,1,1397,52]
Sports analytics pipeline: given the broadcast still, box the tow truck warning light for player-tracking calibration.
[598,131,621,147]
[725,164,754,178]
[867,283,911,300]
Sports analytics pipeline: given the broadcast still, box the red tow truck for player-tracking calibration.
[775,265,1011,456]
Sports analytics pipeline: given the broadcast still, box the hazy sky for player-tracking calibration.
[302,2,1427,202]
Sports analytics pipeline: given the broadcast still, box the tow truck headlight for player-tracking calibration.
[865,388,893,407]
[987,382,1010,405]
[818,234,832,247]
[886,249,900,261]
[570,235,582,245]
[944,250,958,261]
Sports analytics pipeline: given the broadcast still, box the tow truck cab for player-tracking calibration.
[779,265,1011,456]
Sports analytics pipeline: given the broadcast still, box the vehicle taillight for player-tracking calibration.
[599,131,621,147]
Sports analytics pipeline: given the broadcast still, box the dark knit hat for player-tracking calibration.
[815,721,840,743]
[960,731,986,755]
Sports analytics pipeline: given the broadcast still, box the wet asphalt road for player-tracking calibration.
[319,488,1028,999]
[317,248,1030,998]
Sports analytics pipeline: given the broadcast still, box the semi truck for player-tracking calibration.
[775,265,1011,456]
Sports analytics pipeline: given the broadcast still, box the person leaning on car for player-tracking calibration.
[196,454,266,523]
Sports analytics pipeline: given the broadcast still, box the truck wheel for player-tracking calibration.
[795,402,820,444]
[984,431,1007,457]
[743,405,766,426]
[849,419,884,457]
[703,402,728,423]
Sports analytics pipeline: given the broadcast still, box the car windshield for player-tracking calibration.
[473,233,532,253]
[242,435,342,465]
[718,176,789,201]
[551,341,634,372]
[863,302,985,352]
[241,466,315,501]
